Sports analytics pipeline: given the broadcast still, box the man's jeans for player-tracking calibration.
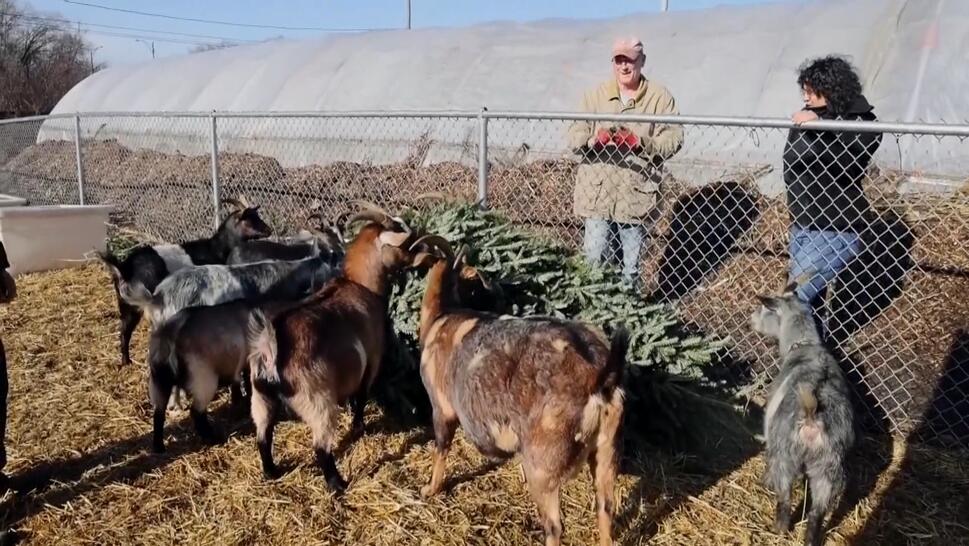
[789,227,863,308]
[583,218,644,288]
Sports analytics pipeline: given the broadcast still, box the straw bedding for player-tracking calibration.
[0,265,965,544]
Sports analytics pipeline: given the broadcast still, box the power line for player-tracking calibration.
[62,0,394,32]
[7,18,221,46]
[0,12,254,43]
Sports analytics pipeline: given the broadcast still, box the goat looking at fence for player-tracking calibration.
[246,206,427,490]
[751,288,856,546]
[413,236,628,546]
[98,197,272,367]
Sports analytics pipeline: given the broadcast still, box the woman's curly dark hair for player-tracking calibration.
[797,55,863,114]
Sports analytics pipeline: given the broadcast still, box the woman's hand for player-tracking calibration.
[792,110,819,125]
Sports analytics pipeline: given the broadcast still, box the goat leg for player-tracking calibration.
[118,301,141,367]
[191,409,225,446]
[315,449,347,493]
[251,387,281,479]
[151,408,167,454]
[350,391,367,436]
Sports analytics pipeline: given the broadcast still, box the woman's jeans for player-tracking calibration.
[789,227,863,325]
[583,218,644,288]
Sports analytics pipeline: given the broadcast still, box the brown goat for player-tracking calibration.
[413,237,628,546]
[246,206,430,491]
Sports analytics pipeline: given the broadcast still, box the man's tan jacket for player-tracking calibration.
[568,76,683,223]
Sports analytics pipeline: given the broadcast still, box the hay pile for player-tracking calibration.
[0,265,966,544]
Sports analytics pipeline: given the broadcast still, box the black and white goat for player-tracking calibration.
[751,289,856,546]
[98,198,272,366]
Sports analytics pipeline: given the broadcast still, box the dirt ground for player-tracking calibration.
[0,264,966,545]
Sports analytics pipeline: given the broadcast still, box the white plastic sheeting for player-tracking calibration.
[39,0,969,184]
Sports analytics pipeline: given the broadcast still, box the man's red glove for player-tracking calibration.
[592,128,613,149]
[612,128,641,152]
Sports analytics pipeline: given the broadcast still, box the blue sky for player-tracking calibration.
[27,0,792,66]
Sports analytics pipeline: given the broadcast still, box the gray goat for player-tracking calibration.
[750,290,855,546]
[122,247,340,327]
[226,213,347,266]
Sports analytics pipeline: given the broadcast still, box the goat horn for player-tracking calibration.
[237,195,252,208]
[334,210,353,228]
[409,234,454,261]
[221,198,245,211]
[453,244,470,270]
[345,210,393,229]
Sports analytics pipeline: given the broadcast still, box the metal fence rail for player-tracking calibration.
[1,110,967,448]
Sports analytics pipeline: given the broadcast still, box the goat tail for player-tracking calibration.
[596,326,630,396]
[576,328,630,446]
[797,383,819,422]
[247,309,280,385]
[146,314,186,409]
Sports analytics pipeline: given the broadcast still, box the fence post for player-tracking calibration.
[73,114,85,205]
[477,107,489,209]
[210,114,221,230]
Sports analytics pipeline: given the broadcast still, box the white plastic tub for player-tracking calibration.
[0,194,27,208]
[0,205,113,275]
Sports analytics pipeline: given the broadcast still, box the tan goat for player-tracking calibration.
[413,236,629,546]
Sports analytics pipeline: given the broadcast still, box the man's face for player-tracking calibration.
[612,54,643,87]
[802,86,828,109]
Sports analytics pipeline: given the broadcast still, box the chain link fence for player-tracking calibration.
[0,111,967,449]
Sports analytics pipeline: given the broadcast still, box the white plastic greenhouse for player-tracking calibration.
[36,0,969,183]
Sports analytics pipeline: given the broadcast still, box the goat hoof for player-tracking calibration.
[151,443,166,455]
[263,466,282,480]
[420,484,438,499]
[327,475,348,494]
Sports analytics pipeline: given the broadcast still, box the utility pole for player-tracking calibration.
[661,0,669,12]
[136,39,156,59]
[406,0,411,29]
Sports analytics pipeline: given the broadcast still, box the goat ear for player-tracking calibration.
[378,230,411,248]
[410,251,438,269]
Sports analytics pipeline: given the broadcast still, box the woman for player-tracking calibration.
[782,55,882,327]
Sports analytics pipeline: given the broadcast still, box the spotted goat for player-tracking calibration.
[413,236,629,546]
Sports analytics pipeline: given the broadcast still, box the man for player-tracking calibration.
[782,55,882,330]
[569,37,683,289]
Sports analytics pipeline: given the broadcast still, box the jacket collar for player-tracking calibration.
[606,75,648,104]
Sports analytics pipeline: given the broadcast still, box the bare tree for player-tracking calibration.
[0,0,102,117]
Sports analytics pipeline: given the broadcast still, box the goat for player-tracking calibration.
[226,212,347,266]
[0,242,15,484]
[98,197,272,367]
[751,289,855,546]
[147,295,309,453]
[412,236,628,546]
[122,243,340,328]
[245,206,428,491]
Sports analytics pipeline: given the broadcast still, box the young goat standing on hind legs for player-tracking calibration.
[751,289,856,546]
[412,236,628,546]
[246,206,427,491]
